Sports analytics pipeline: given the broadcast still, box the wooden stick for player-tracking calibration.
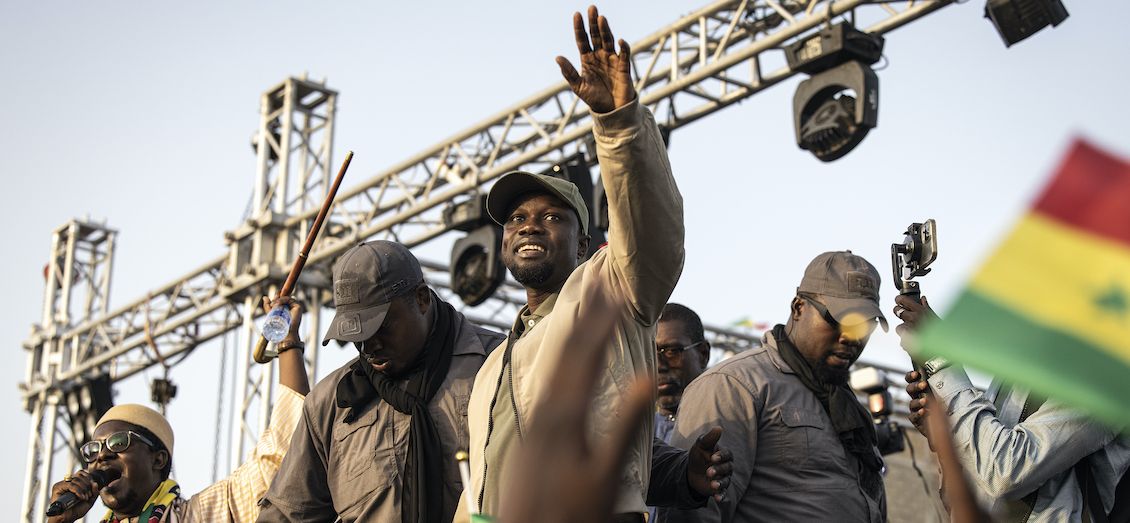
[253,151,354,364]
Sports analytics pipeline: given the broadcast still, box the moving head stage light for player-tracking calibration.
[445,195,505,307]
[786,23,884,162]
[984,0,1068,47]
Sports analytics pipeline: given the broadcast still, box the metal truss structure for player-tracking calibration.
[20,1,959,520]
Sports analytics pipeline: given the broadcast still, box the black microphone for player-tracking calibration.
[46,469,120,517]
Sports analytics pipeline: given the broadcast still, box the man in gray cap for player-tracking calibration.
[464,6,688,522]
[258,240,505,523]
[659,251,889,523]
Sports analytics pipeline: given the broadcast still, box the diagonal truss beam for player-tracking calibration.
[21,0,955,401]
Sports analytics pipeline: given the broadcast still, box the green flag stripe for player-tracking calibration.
[919,290,1130,427]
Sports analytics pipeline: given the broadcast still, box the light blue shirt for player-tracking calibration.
[929,366,1130,521]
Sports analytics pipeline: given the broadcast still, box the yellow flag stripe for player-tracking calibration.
[971,212,1130,365]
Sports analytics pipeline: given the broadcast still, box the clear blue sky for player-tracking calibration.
[3,0,1128,516]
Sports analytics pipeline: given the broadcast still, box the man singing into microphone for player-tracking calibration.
[46,296,310,523]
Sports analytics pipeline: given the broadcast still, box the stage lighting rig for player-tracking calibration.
[545,156,606,259]
[786,22,884,162]
[984,0,1068,47]
[63,375,114,453]
[444,195,505,307]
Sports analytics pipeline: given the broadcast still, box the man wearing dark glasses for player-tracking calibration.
[654,304,711,444]
[47,297,310,523]
[649,303,711,522]
[659,251,889,523]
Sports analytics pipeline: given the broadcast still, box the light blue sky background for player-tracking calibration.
[3,0,1128,517]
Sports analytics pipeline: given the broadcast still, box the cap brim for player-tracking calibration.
[823,296,889,333]
[486,171,579,231]
[321,301,391,346]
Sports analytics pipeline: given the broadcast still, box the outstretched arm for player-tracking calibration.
[559,6,684,323]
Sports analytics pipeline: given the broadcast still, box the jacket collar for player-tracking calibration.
[761,330,797,375]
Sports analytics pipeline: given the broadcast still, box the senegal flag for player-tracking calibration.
[918,138,1130,428]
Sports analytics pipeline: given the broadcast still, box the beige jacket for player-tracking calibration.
[465,99,685,518]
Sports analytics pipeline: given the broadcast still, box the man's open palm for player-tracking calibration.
[556,5,636,113]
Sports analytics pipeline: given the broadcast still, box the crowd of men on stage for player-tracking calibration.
[45,6,1128,523]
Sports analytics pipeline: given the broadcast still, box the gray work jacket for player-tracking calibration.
[660,333,886,523]
[257,309,503,523]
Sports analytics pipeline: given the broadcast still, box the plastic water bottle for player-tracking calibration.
[261,305,292,342]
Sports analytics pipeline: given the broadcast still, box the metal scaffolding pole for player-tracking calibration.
[19,3,966,518]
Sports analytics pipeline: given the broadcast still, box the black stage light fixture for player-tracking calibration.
[984,0,1068,47]
[64,374,114,449]
[786,23,884,162]
[445,195,505,307]
[151,377,178,407]
[544,156,607,258]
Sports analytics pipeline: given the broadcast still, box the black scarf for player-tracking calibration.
[772,325,884,495]
[335,292,458,523]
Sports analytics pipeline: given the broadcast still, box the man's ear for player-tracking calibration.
[415,284,431,314]
[696,340,711,361]
[790,297,805,322]
[576,235,591,262]
[152,448,170,474]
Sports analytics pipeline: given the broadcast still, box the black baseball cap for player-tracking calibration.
[322,241,424,346]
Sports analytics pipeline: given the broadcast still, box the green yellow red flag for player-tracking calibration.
[918,138,1130,428]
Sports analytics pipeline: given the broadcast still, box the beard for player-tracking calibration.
[815,363,851,386]
[506,258,555,288]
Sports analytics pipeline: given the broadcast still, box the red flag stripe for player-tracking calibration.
[1032,139,1130,248]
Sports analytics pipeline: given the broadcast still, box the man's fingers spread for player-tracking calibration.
[618,39,632,71]
[572,12,591,55]
[557,57,582,86]
[587,6,602,52]
[599,15,616,53]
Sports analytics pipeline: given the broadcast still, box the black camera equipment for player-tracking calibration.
[890,219,938,303]
[891,219,939,381]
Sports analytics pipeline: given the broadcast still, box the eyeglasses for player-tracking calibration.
[80,431,157,463]
[798,293,840,328]
[656,341,706,363]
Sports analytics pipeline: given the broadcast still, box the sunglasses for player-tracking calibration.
[80,431,157,463]
[798,292,877,339]
[798,293,840,328]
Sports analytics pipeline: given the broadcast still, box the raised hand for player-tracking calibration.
[261,295,305,342]
[556,5,637,113]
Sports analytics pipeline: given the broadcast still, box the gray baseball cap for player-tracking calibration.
[797,251,889,332]
[486,171,590,235]
[322,240,424,346]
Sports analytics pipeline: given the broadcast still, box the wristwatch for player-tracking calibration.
[921,356,951,378]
